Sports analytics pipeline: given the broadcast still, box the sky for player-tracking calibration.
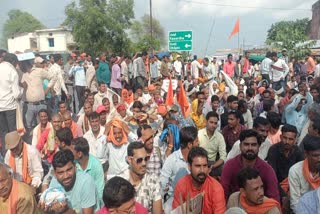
[0,0,317,56]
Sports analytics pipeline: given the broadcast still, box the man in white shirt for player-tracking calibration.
[0,53,23,154]
[173,55,183,79]
[83,112,107,164]
[191,55,202,79]
[4,131,43,190]
[260,51,272,83]
[50,54,70,114]
[269,52,289,95]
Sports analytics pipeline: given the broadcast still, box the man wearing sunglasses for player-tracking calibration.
[137,124,162,177]
[119,141,163,214]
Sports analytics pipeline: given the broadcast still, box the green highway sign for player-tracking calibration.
[168,30,193,51]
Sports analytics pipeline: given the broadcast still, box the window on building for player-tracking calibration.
[48,38,55,47]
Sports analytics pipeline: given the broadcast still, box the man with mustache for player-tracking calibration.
[119,141,162,214]
[227,117,272,161]
[0,163,38,213]
[172,147,225,214]
[44,149,100,213]
[267,125,304,196]
[221,129,280,202]
[288,135,320,212]
[227,167,281,214]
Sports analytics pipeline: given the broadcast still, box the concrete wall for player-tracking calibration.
[37,31,69,52]
[7,33,34,53]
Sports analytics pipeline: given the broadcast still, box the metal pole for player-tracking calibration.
[150,0,153,53]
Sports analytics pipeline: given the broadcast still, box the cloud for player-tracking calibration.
[151,0,314,19]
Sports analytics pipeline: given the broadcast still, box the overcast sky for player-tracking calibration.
[0,0,316,55]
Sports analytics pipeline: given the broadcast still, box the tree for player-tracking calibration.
[130,14,166,52]
[2,10,45,48]
[64,0,134,56]
[266,18,315,59]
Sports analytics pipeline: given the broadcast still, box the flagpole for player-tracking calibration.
[238,32,240,54]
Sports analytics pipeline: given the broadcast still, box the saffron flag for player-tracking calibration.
[165,77,174,106]
[178,81,190,117]
[228,17,240,40]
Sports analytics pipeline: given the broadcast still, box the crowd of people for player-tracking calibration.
[0,47,320,213]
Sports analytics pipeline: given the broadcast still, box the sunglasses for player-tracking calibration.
[132,156,150,164]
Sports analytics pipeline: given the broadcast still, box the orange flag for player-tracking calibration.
[165,77,174,106]
[228,17,240,40]
[178,81,190,117]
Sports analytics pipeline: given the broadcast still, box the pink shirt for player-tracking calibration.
[223,61,236,78]
[96,203,148,214]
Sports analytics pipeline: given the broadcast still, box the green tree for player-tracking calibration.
[266,18,315,59]
[2,10,45,48]
[130,14,166,52]
[64,0,134,56]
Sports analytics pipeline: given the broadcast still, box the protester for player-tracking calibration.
[119,141,162,214]
[173,147,226,214]
[227,167,281,214]
[45,149,101,213]
[0,163,39,213]
[221,129,280,202]
[96,176,148,214]
[4,131,43,189]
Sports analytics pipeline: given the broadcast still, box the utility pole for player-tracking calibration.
[150,0,153,54]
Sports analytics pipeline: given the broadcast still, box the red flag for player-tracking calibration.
[165,77,174,106]
[178,81,190,117]
[228,17,240,40]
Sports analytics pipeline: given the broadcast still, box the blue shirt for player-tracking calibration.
[284,93,312,134]
[160,149,189,197]
[297,188,320,214]
[49,170,101,213]
[76,155,105,200]
[69,65,86,86]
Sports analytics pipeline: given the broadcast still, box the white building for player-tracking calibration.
[8,27,76,53]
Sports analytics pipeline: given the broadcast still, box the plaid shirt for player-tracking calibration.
[119,169,162,213]
[146,147,162,177]
[222,124,246,153]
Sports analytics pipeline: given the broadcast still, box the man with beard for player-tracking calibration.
[227,167,281,214]
[221,129,280,202]
[267,125,304,195]
[173,147,225,214]
[227,117,272,161]
[119,141,162,214]
[45,149,100,213]
[288,135,320,212]
[160,126,199,213]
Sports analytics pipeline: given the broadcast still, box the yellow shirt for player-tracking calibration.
[198,128,227,162]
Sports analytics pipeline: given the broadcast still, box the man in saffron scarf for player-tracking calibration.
[4,131,43,190]
[0,163,39,214]
[190,92,206,129]
[62,111,83,138]
[289,135,320,212]
[104,118,130,178]
[227,167,281,214]
[36,114,62,163]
